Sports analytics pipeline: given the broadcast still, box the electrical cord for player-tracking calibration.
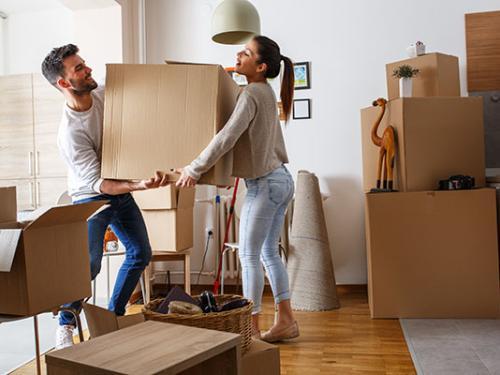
[197,230,213,285]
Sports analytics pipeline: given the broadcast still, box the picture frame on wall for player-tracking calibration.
[293,62,310,90]
[293,99,311,120]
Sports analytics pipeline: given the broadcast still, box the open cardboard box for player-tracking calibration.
[0,186,107,316]
[83,302,145,338]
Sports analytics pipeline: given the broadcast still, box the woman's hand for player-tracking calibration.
[176,167,197,188]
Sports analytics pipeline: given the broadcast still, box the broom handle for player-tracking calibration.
[213,178,240,293]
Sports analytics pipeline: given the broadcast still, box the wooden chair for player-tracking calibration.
[142,250,191,304]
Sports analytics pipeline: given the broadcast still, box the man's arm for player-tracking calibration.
[100,172,170,195]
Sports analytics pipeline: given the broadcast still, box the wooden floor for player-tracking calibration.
[14,286,415,374]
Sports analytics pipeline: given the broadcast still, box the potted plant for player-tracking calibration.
[392,64,419,98]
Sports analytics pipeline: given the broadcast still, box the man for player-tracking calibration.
[41,44,168,349]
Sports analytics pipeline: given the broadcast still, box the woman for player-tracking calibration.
[177,35,298,342]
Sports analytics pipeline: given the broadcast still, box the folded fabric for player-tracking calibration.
[156,285,200,314]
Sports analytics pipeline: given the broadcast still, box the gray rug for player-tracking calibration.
[400,319,500,375]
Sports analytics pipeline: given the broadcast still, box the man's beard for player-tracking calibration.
[69,76,98,95]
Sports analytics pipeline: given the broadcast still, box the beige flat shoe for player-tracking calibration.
[261,321,299,343]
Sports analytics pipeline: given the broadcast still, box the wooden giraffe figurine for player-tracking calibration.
[371,98,396,190]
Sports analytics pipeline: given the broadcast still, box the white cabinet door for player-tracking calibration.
[33,74,67,178]
[36,177,68,207]
[0,74,34,179]
[0,179,36,211]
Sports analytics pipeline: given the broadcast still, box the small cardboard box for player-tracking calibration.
[101,63,240,186]
[386,53,460,100]
[365,188,500,318]
[360,97,485,192]
[241,339,280,375]
[0,187,106,316]
[138,186,195,252]
[83,303,145,338]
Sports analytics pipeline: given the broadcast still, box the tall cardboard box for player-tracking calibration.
[0,187,106,316]
[101,63,240,186]
[386,53,460,100]
[365,188,500,318]
[135,185,195,252]
[360,97,485,192]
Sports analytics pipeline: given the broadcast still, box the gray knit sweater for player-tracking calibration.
[186,82,289,180]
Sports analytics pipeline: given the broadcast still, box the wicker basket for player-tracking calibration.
[142,294,253,354]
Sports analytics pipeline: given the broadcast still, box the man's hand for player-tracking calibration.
[139,171,171,190]
[176,167,197,188]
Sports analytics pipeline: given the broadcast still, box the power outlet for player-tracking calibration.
[205,227,214,237]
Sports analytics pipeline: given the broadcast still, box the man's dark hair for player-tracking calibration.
[41,44,79,87]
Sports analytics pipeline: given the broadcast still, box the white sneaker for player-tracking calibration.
[55,325,75,350]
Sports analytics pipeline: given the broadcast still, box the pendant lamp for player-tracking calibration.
[211,0,261,45]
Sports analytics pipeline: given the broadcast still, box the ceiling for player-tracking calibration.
[0,0,117,16]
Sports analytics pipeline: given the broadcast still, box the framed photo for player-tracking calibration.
[293,62,310,90]
[293,99,311,120]
[229,70,248,86]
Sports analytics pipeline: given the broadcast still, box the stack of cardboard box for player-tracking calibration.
[360,53,500,318]
[134,185,195,252]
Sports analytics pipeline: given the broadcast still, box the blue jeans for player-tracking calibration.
[239,165,294,314]
[59,193,152,325]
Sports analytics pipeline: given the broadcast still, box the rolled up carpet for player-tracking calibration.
[288,170,340,311]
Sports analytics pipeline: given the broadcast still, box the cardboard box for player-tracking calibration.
[0,187,106,316]
[101,63,240,186]
[83,303,145,338]
[365,188,500,318]
[360,97,485,192]
[138,186,195,251]
[133,184,194,210]
[386,53,460,100]
[241,339,280,375]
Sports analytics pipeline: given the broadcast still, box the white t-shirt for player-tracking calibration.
[57,85,105,201]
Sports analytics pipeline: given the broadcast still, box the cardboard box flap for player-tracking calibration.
[164,60,219,67]
[0,229,22,272]
[25,201,108,230]
[83,303,145,338]
[177,187,196,209]
[0,187,17,224]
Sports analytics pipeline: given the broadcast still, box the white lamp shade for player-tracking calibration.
[211,0,261,45]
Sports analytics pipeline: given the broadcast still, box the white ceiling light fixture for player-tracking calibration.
[211,0,260,45]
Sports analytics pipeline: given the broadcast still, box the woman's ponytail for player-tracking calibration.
[280,55,294,122]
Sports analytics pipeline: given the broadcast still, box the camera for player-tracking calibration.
[438,175,475,190]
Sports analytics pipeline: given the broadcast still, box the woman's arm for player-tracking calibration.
[177,90,257,187]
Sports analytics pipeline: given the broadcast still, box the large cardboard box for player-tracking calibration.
[0,187,106,316]
[386,53,460,100]
[360,97,485,192]
[137,186,196,252]
[241,339,280,375]
[101,63,240,186]
[365,188,500,318]
[83,303,145,338]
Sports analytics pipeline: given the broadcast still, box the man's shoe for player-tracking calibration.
[55,325,75,350]
[261,321,299,343]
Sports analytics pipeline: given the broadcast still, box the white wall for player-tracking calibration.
[73,5,122,80]
[2,5,121,79]
[3,8,75,75]
[0,17,5,74]
[145,0,500,285]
